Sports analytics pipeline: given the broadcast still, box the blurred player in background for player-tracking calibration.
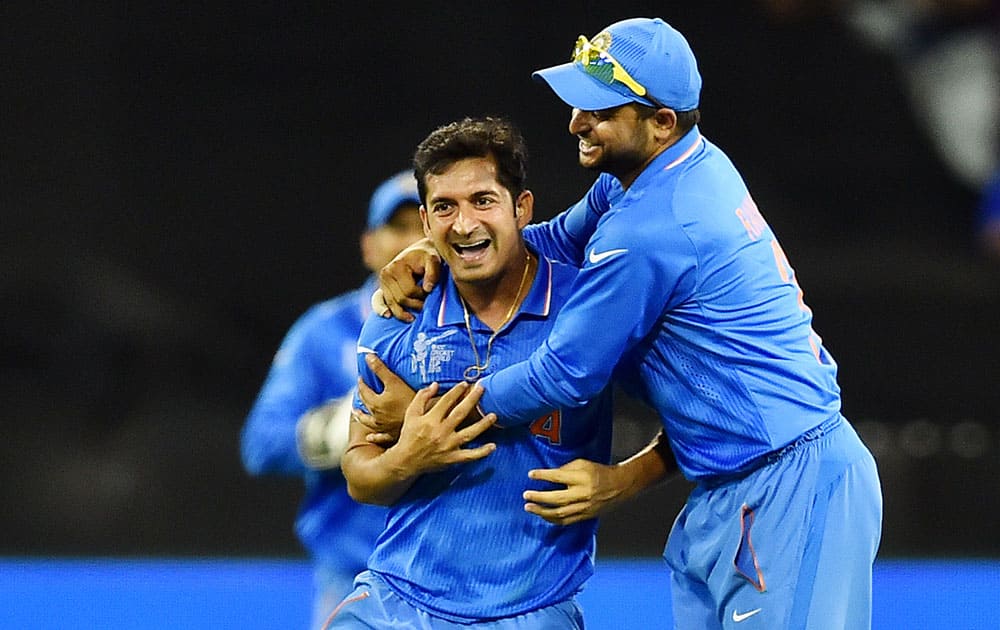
[325,116,614,629]
[372,17,883,629]
[240,170,424,629]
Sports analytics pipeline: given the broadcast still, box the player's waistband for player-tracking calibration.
[761,413,843,466]
[702,414,845,488]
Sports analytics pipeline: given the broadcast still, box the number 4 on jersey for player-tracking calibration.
[530,411,562,444]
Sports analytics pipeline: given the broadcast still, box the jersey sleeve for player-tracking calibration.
[523,175,620,265]
[479,205,697,425]
[240,305,357,475]
[353,313,407,413]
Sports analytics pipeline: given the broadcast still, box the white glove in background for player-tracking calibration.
[296,393,355,470]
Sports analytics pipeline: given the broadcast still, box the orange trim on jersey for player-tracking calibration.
[542,257,553,316]
[664,134,702,170]
[735,195,767,241]
[320,591,370,630]
[437,291,448,327]
[735,505,767,593]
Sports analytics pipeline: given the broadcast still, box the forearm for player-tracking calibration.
[611,430,678,502]
[523,177,612,265]
[241,406,309,475]
[341,425,419,506]
[480,334,621,426]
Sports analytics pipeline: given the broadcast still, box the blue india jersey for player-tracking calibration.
[240,275,388,575]
[354,254,613,622]
[483,126,843,481]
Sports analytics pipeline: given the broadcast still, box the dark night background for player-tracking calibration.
[3,1,998,561]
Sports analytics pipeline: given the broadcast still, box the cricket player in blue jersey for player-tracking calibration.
[240,170,424,628]
[371,17,883,630]
[324,117,613,629]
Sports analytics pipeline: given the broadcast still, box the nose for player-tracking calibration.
[451,203,480,236]
[569,108,591,135]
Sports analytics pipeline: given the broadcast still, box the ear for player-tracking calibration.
[515,190,534,228]
[419,205,431,236]
[652,108,679,143]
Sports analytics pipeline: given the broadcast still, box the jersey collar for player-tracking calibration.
[437,248,553,327]
[632,124,703,191]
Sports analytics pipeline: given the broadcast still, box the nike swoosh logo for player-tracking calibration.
[732,608,762,622]
[588,247,628,264]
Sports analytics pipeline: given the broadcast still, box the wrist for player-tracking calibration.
[612,457,651,501]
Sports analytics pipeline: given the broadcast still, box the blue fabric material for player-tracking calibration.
[241,275,388,606]
[325,571,585,629]
[492,127,843,481]
[353,254,613,621]
[367,171,421,230]
[664,417,882,629]
[533,17,701,111]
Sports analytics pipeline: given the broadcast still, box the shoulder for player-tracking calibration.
[545,257,583,307]
[546,257,581,283]
[357,310,412,351]
[357,287,445,351]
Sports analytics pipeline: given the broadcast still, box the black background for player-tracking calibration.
[4,1,998,559]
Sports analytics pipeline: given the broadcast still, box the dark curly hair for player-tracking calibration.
[413,116,528,204]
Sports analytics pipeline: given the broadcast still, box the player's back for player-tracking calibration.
[608,132,843,480]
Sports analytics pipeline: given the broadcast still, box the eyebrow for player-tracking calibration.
[429,189,499,205]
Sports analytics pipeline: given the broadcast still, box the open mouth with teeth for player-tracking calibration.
[452,239,491,260]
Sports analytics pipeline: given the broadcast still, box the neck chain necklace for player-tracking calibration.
[460,253,533,382]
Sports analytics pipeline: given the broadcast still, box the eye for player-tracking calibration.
[473,193,500,209]
[430,201,455,216]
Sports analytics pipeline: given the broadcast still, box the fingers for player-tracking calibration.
[379,265,417,323]
[351,408,375,430]
[442,382,485,427]
[365,353,406,387]
[522,486,577,507]
[356,377,378,409]
[408,382,441,416]
[416,381,475,427]
[365,432,397,446]
[523,501,588,526]
[385,293,416,323]
[522,460,596,526]
[523,478,593,526]
[526,466,579,486]
[448,441,497,463]
[521,490,582,513]
[379,258,425,322]
[454,412,497,445]
[421,251,441,293]
[400,238,440,294]
[370,288,390,318]
[377,240,439,321]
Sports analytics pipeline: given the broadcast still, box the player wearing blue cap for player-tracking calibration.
[323,117,613,629]
[240,170,425,629]
[371,17,883,630]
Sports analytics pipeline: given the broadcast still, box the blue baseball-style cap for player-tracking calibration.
[366,170,421,231]
[532,17,701,112]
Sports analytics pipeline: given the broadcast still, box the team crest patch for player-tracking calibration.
[411,330,458,379]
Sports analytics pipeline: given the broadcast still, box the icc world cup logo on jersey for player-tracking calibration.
[410,330,458,380]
